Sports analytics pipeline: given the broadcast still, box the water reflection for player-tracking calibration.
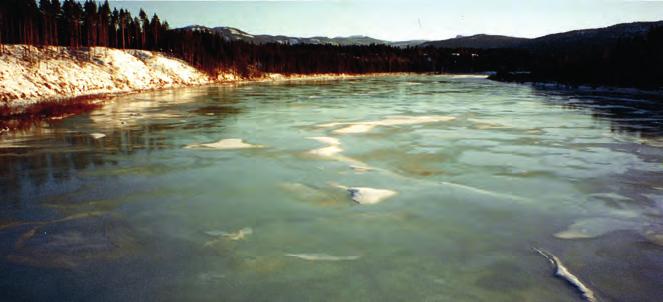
[0,86,244,205]
[532,86,663,139]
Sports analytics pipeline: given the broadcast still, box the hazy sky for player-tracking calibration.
[107,0,663,41]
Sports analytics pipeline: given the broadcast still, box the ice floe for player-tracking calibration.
[332,183,397,205]
[309,145,344,157]
[439,181,530,203]
[333,124,377,134]
[534,248,597,302]
[285,253,360,261]
[308,136,341,146]
[185,138,263,150]
[318,115,456,134]
[554,217,641,239]
[306,136,371,171]
[307,136,344,157]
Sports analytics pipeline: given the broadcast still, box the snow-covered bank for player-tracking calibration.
[0,45,217,112]
[0,45,412,118]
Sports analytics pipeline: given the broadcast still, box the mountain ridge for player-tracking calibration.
[420,34,530,49]
[524,20,663,50]
[180,20,663,50]
[422,20,663,49]
[179,25,426,47]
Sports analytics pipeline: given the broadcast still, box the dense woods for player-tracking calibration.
[1,0,662,88]
[0,0,523,77]
[0,0,167,50]
[518,27,663,88]
[492,26,663,88]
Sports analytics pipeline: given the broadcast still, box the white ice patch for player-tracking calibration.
[554,217,641,239]
[318,115,456,134]
[331,183,397,205]
[308,136,343,156]
[90,133,106,139]
[308,136,341,146]
[334,124,377,134]
[309,145,344,157]
[185,138,263,150]
[439,181,530,203]
[285,253,360,261]
[306,137,370,171]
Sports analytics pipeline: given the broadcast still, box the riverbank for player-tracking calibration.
[488,72,663,96]
[0,45,215,111]
[0,45,409,122]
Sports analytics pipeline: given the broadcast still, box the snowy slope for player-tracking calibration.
[178,25,427,47]
[0,45,214,109]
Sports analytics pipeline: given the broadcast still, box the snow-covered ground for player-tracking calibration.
[0,45,214,110]
[0,45,406,115]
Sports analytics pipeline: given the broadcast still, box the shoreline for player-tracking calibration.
[488,73,663,96]
[0,71,415,116]
[0,44,418,127]
[0,70,416,131]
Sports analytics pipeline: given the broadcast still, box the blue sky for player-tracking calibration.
[108,0,663,41]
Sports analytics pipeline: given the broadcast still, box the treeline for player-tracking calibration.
[0,0,168,49]
[0,0,525,77]
[3,0,659,88]
[491,26,663,89]
[531,26,663,88]
[162,33,528,76]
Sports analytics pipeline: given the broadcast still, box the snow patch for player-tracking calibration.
[0,45,211,109]
[306,136,371,171]
[228,28,254,38]
[319,115,456,134]
[185,138,263,150]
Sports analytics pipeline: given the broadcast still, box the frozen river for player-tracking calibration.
[1,75,662,301]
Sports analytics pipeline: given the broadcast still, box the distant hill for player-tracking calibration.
[420,34,530,49]
[524,21,663,50]
[179,25,427,47]
[421,21,663,49]
[389,40,430,48]
[182,21,663,50]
